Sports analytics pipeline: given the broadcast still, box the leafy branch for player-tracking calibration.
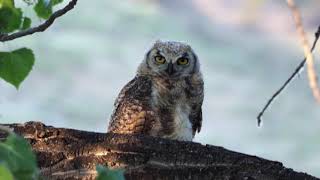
[0,0,78,42]
[0,0,77,89]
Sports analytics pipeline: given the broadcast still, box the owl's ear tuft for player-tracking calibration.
[186,44,192,51]
[153,40,163,49]
[155,39,162,44]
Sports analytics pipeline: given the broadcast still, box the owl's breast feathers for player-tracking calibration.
[108,74,204,140]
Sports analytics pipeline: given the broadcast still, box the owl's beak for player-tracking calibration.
[166,62,175,75]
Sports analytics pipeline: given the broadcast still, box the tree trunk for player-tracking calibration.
[0,121,318,180]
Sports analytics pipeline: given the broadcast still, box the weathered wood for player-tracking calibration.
[0,121,318,180]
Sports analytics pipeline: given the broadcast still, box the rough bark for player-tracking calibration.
[0,121,318,180]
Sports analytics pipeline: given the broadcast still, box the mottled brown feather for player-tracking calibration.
[185,74,204,135]
[107,76,157,134]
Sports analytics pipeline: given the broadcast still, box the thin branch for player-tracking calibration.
[0,0,78,42]
[257,0,320,126]
[257,26,320,126]
[287,0,320,103]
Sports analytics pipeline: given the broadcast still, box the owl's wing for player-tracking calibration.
[187,75,204,135]
[190,106,202,135]
[108,76,155,134]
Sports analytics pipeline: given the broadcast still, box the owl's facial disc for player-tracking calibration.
[139,41,200,78]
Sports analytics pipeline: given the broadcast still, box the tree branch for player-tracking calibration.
[0,0,78,42]
[0,121,318,180]
[257,26,320,126]
[287,0,320,102]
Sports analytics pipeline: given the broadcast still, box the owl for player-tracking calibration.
[107,40,204,141]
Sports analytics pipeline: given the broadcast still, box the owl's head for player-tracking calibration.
[137,40,200,78]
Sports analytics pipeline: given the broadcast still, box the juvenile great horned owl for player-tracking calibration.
[107,40,204,141]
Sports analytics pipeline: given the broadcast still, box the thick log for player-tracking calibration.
[0,121,318,180]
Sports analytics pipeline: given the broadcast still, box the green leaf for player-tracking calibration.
[0,0,14,8]
[51,0,63,6]
[0,48,35,89]
[0,164,14,180]
[0,134,38,180]
[34,0,64,19]
[34,0,52,19]
[0,7,22,33]
[96,165,125,180]
[21,17,31,30]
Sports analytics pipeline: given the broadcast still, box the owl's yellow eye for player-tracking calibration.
[177,58,189,65]
[154,55,166,64]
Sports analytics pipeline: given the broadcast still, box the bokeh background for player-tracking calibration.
[1,0,320,176]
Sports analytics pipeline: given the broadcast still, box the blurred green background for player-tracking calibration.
[1,0,320,176]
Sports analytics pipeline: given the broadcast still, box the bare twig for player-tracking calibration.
[257,26,320,126]
[257,1,320,126]
[287,0,320,101]
[0,0,78,42]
